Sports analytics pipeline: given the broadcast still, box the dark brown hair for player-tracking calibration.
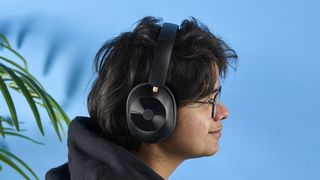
[87,16,238,151]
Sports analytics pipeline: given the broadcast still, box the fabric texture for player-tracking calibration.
[46,116,164,180]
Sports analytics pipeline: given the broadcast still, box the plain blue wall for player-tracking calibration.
[1,0,319,179]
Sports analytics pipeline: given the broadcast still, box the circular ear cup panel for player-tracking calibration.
[130,97,166,131]
[126,83,176,143]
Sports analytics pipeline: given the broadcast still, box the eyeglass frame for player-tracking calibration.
[190,86,222,119]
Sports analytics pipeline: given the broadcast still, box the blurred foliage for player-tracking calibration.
[0,34,70,179]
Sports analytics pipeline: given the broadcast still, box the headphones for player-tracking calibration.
[126,22,179,143]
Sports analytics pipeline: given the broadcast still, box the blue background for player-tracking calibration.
[1,0,320,179]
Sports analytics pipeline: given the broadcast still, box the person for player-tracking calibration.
[46,16,238,180]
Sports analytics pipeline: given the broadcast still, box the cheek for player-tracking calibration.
[191,120,209,138]
[161,109,215,157]
[179,113,210,141]
[167,107,211,144]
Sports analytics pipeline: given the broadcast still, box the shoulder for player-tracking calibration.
[45,162,70,180]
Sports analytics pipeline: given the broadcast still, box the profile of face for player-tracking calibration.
[158,76,229,160]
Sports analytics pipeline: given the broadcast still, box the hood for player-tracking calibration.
[67,116,164,180]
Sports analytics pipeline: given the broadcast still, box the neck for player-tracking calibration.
[132,143,185,180]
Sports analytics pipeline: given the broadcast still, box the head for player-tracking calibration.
[87,16,238,158]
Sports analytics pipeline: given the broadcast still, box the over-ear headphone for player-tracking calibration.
[126,22,179,143]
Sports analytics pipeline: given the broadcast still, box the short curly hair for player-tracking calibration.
[87,16,238,151]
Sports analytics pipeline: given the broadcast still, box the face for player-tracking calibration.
[158,76,229,159]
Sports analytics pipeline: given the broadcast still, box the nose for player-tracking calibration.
[214,103,229,121]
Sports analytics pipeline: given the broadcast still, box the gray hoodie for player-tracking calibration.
[45,116,164,180]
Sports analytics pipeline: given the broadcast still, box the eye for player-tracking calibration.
[207,98,215,104]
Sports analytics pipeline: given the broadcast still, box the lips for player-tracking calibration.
[209,128,222,134]
[209,128,222,139]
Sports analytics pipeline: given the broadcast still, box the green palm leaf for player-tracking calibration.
[0,37,28,70]
[0,75,19,131]
[0,149,39,180]
[0,117,4,138]
[0,34,11,48]
[0,116,14,126]
[0,56,29,76]
[18,71,61,140]
[0,152,29,179]
[0,62,43,135]
[3,127,27,132]
[0,55,46,91]
[0,33,70,179]
[3,75,67,138]
[47,94,70,126]
[2,131,44,145]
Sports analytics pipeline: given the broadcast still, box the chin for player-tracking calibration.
[204,144,219,156]
[189,146,219,159]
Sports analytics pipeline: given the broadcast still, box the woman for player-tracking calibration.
[46,16,238,180]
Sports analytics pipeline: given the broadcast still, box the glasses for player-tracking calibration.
[191,86,222,119]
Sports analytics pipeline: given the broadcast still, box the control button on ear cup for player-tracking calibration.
[142,109,154,120]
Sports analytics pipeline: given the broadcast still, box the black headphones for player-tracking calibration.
[126,22,179,143]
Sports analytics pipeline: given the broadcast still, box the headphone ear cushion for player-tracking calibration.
[126,83,176,143]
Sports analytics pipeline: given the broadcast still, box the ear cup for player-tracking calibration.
[126,83,176,143]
